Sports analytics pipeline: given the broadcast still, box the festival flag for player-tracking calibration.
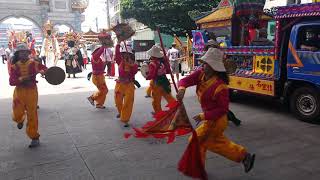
[124,101,208,180]
[124,101,193,143]
[186,34,194,70]
[174,34,185,49]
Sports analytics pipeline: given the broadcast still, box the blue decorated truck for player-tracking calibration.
[221,3,320,122]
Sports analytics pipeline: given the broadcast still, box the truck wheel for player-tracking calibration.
[290,87,320,123]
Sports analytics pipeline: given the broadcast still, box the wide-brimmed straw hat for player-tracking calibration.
[147,45,164,58]
[205,39,219,48]
[200,48,226,72]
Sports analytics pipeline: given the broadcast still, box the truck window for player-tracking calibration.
[297,26,320,52]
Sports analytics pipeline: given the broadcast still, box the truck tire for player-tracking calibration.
[290,87,320,123]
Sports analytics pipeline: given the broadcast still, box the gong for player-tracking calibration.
[45,66,66,85]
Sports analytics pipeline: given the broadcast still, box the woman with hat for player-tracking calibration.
[114,41,138,127]
[9,43,48,148]
[146,45,175,114]
[176,48,255,173]
[87,32,112,109]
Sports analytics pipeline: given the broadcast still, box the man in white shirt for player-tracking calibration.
[167,42,181,82]
[102,47,114,78]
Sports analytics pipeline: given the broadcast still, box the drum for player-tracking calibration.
[112,23,135,41]
[45,66,66,85]
[140,63,149,79]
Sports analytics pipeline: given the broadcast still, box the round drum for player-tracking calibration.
[45,66,66,85]
[140,63,149,79]
[112,23,135,41]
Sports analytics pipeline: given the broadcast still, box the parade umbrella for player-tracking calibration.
[234,0,266,16]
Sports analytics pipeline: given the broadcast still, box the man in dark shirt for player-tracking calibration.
[251,28,274,46]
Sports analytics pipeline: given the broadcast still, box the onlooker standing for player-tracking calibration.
[5,43,14,74]
[167,42,181,82]
[0,45,6,64]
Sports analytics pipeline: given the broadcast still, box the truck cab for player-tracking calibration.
[283,20,320,122]
[224,3,320,122]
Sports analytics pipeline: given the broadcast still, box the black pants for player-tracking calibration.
[2,55,6,64]
[41,56,46,65]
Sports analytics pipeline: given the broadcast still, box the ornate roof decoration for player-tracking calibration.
[274,2,320,19]
[71,0,89,13]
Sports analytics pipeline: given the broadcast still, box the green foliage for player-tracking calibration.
[120,0,219,36]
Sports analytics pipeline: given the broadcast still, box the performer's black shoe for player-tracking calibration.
[96,105,106,109]
[87,97,94,106]
[17,122,24,129]
[227,111,242,127]
[67,75,70,78]
[29,138,40,148]
[145,95,151,98]
[243,153,255,173]
[37,105,40,109]
[116,114,120,118]
[124,123,130,128]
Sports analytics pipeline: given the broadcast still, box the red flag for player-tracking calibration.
[178,130,208,180]
[125,101,193,143]
[124,101,208,179]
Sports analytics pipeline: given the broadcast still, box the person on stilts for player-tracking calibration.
[176,48,255,173]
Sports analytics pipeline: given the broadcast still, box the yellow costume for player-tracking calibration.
[91,74,108,107]
[114,44,138,125]
[10,58,47,141]
[115,82,135,123]
[13,86,39,139]
[146,80,153,97]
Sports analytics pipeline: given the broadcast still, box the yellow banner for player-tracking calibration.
[229,76,275,96]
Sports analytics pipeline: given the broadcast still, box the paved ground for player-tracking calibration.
[1,62,320,180]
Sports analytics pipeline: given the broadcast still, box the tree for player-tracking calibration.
[120,0,219,36]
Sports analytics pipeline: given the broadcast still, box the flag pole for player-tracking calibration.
[156,28,178,93]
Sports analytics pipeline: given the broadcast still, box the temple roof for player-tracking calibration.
[196,7,233,24]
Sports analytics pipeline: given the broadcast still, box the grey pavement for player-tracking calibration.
[1,63,320,180]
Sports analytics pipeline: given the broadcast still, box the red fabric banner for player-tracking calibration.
[124,101,208,180]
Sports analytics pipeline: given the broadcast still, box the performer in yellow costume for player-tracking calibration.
[87,32,112,109]
[9,43,47,148]
[177,48,255,173]
[114,42,138,127]
[146,45,175,114]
